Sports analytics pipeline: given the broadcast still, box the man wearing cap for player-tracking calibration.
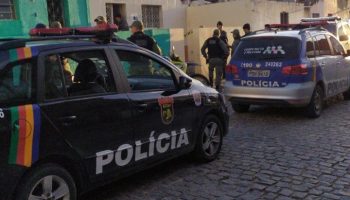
[128,20,162,55]
[201,29,229,92]
[94,16,108,28]
[242,23,253,38]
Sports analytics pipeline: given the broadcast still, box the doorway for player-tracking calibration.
[47,0,65,27]
[106,3,126,24]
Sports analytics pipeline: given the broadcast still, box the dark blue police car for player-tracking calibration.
[0,26,229,200]
[225,26,350,118]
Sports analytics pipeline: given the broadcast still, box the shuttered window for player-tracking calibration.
[0,0,15,20]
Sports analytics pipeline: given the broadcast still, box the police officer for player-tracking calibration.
[217,21,228,79]
[128,21,162,55]
[242,23,253,37]
[217,21,228,45]
[201,29,229,92]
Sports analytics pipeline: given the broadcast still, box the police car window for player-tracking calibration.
[306,38,315,58]
[233,37,301,60]
[315,34,331,56]
[0,60,35,106]
[115,50,176,91]
[44,51,116,99]
[329,36,345,55]
[313,37,321,56]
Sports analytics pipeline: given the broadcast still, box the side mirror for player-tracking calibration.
[179,76,192,89]
[340,35,349,41]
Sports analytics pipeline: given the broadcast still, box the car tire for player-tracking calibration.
[305,85,324,118]
[15,163,77,200]
[192,115,223,162]
[232,103,250,113]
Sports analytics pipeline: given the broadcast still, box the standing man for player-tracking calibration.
[217,21,228,45]
[230,29,241,56]
[128,20,162,55]
[115,14,129,31]
[94,16,109,28]
[242,23,252,37]
[217,21,228,79]
[201,29,229,92]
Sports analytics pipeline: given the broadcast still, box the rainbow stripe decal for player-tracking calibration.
[6,47,38,62]
[8,105,41,167]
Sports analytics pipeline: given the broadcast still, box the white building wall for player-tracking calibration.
[88,0,187,28]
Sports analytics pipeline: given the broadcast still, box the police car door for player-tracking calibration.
[314,34,337,98]
[38,47,135,180]
[329,35,350,94]
[112,48,194,166]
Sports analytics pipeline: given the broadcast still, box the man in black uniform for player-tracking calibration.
[242,23,253,38]
[128,20,162,55]
[201,29,229,92]
[217,21,228,79]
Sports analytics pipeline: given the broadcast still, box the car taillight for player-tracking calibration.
[226,64,239,75]
[282,64,308,75]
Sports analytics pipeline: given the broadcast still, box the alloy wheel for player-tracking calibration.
[29,175,70,200]
[202,122,221,156]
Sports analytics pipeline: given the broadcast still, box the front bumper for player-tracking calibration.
[224,81,315,106]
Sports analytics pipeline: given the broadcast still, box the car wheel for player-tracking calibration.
[232,103,250,113]
[15,163,77,200]
[193,115,223,162]
[305,85,324,118]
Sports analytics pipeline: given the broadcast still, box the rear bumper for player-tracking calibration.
[224,81,315,106]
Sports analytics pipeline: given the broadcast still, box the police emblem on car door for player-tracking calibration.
[158,97,174,125]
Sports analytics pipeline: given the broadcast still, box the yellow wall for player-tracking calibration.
[186,1,306,31]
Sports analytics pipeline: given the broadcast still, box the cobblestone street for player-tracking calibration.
[85,99,350,200]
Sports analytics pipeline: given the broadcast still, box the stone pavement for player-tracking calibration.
[84,99,350,200]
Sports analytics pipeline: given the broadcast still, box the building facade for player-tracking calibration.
[0,0,90,38]
[88,0,187,29]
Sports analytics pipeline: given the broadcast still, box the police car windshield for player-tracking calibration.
[234,37,301,61]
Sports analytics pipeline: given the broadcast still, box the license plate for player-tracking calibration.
[248,70,270,78]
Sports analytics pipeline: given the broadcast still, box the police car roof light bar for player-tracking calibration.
[0,35,96,51]
[301,16,341,23]
[0,24,119,50]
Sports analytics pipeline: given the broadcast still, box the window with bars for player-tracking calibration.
[0,0,15,20]
[142,5,161,28]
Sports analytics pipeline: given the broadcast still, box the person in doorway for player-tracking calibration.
[115,14,129,31]
[242,23,252,37]
[201,29,229,92]
[51,21,62,29]
[230,29,241,57]
[128,20,162,55]
[35,23,48,29]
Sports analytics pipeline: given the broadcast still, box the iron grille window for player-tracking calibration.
[142,5,161,28]
[0,0,15,20]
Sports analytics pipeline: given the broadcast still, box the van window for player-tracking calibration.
[233,37,301,60]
